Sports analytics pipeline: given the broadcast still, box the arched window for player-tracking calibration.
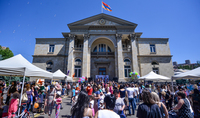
[46,61,53,72]
[46,61,53,67]
[151,61,159,65]
[124,59,131,62]
[99,44,106,52]
[93,46,97,52]
[75,59,82,62]
[107,46,111,52]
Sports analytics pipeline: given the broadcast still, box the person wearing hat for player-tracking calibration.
[86,84,93,96]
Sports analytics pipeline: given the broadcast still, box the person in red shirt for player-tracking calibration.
[86,84,93,96]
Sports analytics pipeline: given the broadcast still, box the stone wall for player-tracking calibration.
[138,38,171,55]
[34,38,67,55]
[139,56,174,78]
[32,56,66,73]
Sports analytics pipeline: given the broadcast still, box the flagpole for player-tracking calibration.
[101,0,103,13]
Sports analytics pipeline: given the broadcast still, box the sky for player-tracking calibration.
[0,0,200,64]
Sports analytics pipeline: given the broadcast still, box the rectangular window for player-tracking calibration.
[150,44,156,53]
[124,66,131,77]
[74,66,81,77]
[49,44,55,52]
[99,67,106,75]
[153,68,159,74]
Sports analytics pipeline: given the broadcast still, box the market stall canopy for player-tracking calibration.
[53,69,67,80]
[172,67,200,80]
[0,54,52,78]
[138,71,171,81]
[53,69,73,81]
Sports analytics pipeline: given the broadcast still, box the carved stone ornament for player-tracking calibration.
[83,34,90,39]
[116,34,122,39]
[69,34,75,39]
[99,19,106,25]
[130,34,136,39]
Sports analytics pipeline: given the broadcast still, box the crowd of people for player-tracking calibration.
[70,79,200,118]
[0,79,199,118]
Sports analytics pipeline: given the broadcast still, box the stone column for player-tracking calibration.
[130,34,139,73]
[116,34,124,81]
[115,47,118,77]
[67,34,75,76]
[82,34,89,77]
[87,47,91,77]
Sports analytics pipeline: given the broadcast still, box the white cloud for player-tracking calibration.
[27,2,29,4]
[18,25,20,27]
[40,3,42,5]
[54,14,56,17]
[13,30,15,33]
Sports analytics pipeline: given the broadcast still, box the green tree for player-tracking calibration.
[0,45,14,60]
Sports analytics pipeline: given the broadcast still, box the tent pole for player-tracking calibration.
[18,68,26,116]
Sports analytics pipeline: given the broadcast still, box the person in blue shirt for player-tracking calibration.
[71,86,76,103]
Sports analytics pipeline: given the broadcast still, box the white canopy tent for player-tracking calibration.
[0,54,52,78]
[53,69,73,82]
[0,54,53,115]
[138,71,171,82]
[172,67,200,80]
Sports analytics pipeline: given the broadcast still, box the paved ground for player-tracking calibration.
[34,96,138,118]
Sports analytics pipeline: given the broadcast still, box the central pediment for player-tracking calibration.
[67,13,137,30]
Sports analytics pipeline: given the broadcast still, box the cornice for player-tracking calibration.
[32,54,68,57]
[138,55,172,57]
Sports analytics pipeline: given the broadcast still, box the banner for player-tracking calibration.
[95,75,109,83]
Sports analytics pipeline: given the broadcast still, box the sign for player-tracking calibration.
[95,75,109,83]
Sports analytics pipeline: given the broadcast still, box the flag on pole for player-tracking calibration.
[102,1,112,11]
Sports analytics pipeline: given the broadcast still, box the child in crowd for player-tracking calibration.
[72,90,79,107]
[8,92,19,118]
[55,93,62,118]
[61,85,66,97]
[38,91,44,113]
[89,95,95,116]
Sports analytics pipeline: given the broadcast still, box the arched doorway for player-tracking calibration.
[90,38,115,81]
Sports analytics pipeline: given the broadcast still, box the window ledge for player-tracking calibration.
[47,52,54,54]
[150,52,156,54]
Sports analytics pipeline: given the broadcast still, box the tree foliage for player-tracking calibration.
[0,45,14,60]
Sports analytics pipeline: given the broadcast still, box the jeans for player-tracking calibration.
[133,96,137,109]
[128,98,135,115]
[26,102,31,112]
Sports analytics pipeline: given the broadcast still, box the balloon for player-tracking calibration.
[137,75,140,78]
[135,72,138,75]
[34,103,39,108]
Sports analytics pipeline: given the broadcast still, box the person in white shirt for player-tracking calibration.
[94,94,120,118]
[126,84,135,115]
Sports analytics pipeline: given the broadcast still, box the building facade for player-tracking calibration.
[32,13,174,82]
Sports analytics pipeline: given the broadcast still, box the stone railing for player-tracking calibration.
[123,47,131,52]
[91,52,114,56]
[73,47,83,51]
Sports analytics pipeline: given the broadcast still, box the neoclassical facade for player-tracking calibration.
[32,13,174,82]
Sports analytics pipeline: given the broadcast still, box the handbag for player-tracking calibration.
[21,93,28,102]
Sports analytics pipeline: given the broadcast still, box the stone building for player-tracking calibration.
[32,13,174,82]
